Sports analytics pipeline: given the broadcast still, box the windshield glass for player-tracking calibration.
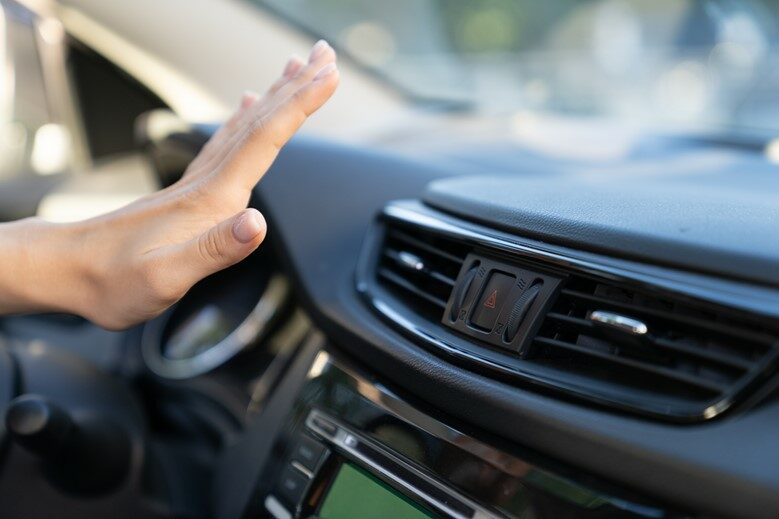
[259,0,779,134]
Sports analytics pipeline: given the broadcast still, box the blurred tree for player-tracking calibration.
[436,0,581,53]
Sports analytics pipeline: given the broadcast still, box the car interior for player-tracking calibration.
[0,0,778,518]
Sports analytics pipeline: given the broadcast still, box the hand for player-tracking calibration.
[0,41,339,329]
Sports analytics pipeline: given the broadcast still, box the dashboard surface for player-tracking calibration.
[424,172,779,287]
[249,136,779,519]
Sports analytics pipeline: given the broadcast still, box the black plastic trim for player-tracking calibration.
[356,200,779,423]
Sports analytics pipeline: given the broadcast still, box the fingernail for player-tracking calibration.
[233,210,264,243]
[240,91,259,109]
[313,62,338,81]
[283,56,304,77]
[309,39,329,61]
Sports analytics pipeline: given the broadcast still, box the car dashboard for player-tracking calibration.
[1,133,778,519]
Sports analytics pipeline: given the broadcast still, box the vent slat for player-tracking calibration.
[652,337,753,372]
[378,268,448,309]
[532,276,779,414]
[561,289,774,348]
[545,312,753,372]
[382,249,456,286]
[533,337,728,395]
[377,223,468,319]
[388,229,466,265]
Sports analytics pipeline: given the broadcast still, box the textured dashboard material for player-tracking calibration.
[423,175,779,287]
[253,136,779,519]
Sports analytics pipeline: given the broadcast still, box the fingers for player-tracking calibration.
[266,56,305,97]
[289,40,337,87]
[206,43,337,177]
[240,91,260,110]
[218,41,339,190]
[182,91,260,179]
[215,53,306,146]
[156,208,266,294]
[178,41,339,194]
[181,52,307,183]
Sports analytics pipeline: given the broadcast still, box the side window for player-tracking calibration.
[0,1,170,222]
[0,2,59,178]
[0,2,66,178]
[67,40,166,159]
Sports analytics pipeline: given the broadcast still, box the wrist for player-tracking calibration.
[0,217,94,317]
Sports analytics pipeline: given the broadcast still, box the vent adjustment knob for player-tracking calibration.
[449,265,478,322]
[503,283,542,343]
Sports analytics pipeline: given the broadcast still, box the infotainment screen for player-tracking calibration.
[318,463,435,519]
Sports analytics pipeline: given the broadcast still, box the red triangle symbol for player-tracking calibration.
[484,289,498,309]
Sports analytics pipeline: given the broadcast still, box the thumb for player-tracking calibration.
[164,208,266,290]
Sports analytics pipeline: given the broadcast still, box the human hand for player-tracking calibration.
[0,41,339,329]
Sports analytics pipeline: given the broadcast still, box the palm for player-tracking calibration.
[76,42,339,329]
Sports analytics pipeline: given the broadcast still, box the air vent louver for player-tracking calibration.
[362,204,779,421]
[376,224,469,320]
[532,275,779,416]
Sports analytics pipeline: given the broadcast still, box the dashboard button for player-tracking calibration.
[310,414,339,438]
[275,465,310,507]
[292,435,328,472]
[470,272,515,331]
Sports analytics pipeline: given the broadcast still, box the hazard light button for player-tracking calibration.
[469,272,516,331]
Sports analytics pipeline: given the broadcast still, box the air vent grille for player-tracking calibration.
[532,275,779,413]
[376,224,469,320]
[362,204,779,420]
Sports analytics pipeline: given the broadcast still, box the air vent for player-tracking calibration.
[376,223,469,320]
[361,202,779,421]
[531,275,779,417]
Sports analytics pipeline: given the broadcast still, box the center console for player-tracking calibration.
[238,344,681,519]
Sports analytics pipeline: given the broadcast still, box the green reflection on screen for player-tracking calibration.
[319,463,435,519]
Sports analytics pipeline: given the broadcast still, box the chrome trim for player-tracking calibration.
[142,274,289,379]
[589,310,649,335]
[299,352,667,518]
[264,495,291,519]
[290,460,313,479]
[310,352,527,479]
[246,310,311,415]
[398,250,425,271]
[306,409,500,519]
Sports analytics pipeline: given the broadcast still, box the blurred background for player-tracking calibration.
[1,0,778,221]
[267,0,779,128]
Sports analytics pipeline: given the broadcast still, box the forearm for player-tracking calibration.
[0,218,92,316]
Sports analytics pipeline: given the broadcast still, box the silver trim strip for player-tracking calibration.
[264,495,291,519]
[142,274,289,379]
[247,310,311,415]
[290,460,313,479]
[301,352,668,517]
[306,409,501,519]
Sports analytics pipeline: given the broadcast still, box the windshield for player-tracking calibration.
[259,0,779,135]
